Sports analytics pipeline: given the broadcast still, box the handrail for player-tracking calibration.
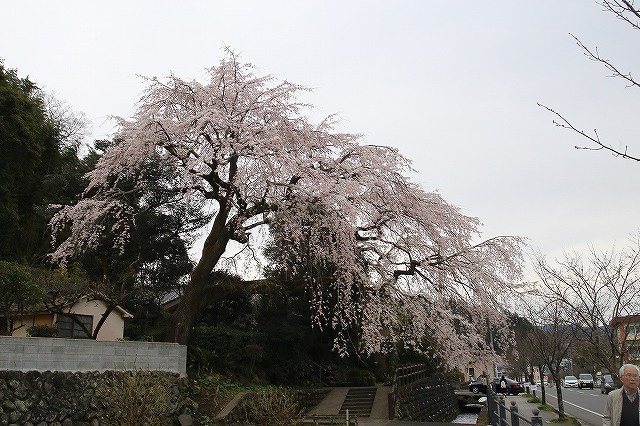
[486,388,543,426]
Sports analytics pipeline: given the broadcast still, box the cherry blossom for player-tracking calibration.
[50,49,524,364]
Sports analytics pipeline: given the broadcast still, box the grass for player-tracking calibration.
[476,408,489,426]
[550,417,581,425]
[537,403,555,412]
[519,394,580,426]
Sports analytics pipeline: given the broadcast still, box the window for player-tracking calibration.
[626,324,640,336]
[56,314,93,338]
[628,344,640,360]
[468,368,475,378]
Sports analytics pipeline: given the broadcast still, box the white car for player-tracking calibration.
[563,375,579,388]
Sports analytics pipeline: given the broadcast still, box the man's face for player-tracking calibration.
[621,367,640,393]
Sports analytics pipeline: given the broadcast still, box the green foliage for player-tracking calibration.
[188,271,407,385]
[344,368,377,386]
[197,416,217,426]
[124,302,173,342]
[190,325,265,378]
[550,415,581,425]
[97,370,174,426]
[538,403,555,412]
[26,325,57,337]
[0,261,45,334]
[188,346,230,376]
[0,61,87,262]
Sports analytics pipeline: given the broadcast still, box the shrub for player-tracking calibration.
[97,370,174,425]
[188,345,235,376]
[190,325,264,376]
[242,389,304,426]
[345,368,376,386]
[26,325,58,337]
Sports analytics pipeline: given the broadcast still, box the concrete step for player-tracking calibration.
[339,387,377,417]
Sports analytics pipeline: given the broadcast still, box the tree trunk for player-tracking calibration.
[168,226,230,345]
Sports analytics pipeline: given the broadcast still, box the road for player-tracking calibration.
[538,385,607,426]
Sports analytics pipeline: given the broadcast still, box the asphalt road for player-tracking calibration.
[538,385,608,426]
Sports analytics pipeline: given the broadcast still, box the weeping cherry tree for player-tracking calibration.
[49,49,524,363]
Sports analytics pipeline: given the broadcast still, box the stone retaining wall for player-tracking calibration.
[395,376,459,422]
[0,370,192,425]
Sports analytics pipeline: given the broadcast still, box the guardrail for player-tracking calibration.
[487,388,543,426]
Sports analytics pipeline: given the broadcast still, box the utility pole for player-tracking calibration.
[487,318,498,377]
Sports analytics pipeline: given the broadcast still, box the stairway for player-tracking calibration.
[338,387,377,418]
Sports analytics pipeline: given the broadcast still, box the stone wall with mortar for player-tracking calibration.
[0,370,193,425]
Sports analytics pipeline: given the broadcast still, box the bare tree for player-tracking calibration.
[522,295,575,418]
[532,235,640,381]
[541,0,640,161]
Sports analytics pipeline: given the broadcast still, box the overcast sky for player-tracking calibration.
[2,1,638,280]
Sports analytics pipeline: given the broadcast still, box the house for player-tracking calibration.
[464,361,493,382]
[0,296,133,341]
[610,315,640,363]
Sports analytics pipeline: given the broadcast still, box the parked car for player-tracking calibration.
[468,378,488,394]
[468,377,523,395]
[563,375,579,388]
[600,374,617,394]
[578,373,594,389]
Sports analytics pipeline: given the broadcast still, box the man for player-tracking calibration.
[603,364,640,426]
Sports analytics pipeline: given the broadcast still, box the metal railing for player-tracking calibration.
[486,388,543,426]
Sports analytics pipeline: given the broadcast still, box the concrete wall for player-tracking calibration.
[0,336,187,377]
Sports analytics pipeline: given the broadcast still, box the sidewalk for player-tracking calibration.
[305,387,562,425]
[502,393,559,424]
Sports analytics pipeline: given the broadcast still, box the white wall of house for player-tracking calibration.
[8,298,130,341]
[61,298,128,341]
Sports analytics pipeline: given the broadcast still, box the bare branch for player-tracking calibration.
[570,33,640,90]
[538,103,640,161]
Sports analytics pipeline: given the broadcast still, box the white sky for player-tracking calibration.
[2,1,639,280]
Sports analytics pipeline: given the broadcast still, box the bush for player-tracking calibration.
[242,390,304,426]
[188,345,235,377]
[344,368,376,386]
[26,325,58,337]
[190,325,265,377]
[97,370,174,425]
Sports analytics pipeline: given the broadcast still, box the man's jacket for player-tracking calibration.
[603,388,627,426]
